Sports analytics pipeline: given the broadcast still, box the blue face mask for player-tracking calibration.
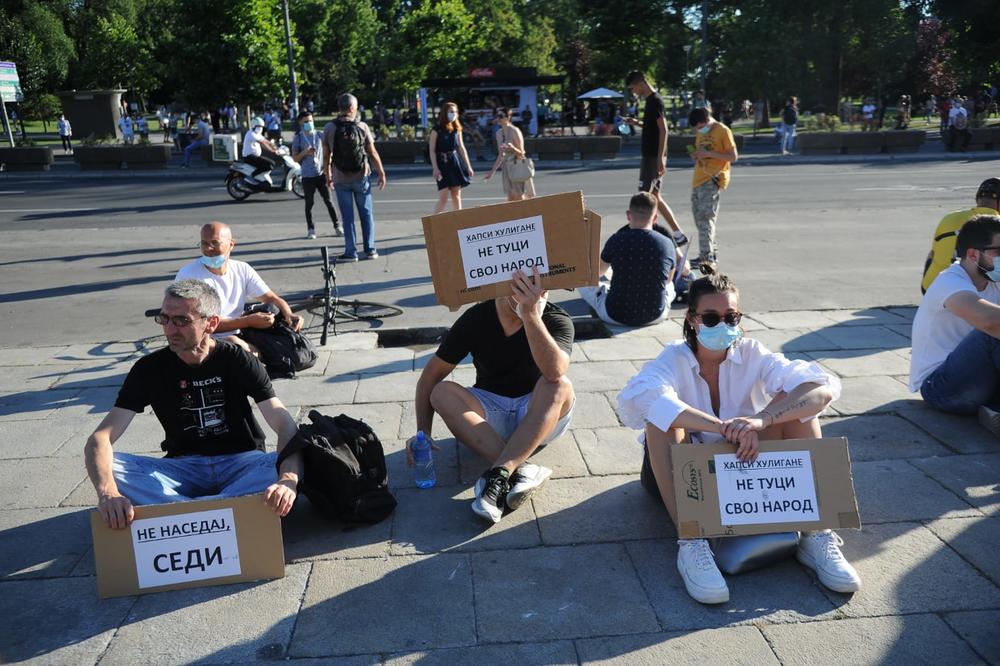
[697,322,741,351]
[978,255,1000,282]
[199,254,227,269]
[698,124,711,134]
[302,122,314,132]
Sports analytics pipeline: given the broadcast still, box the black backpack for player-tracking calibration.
[238,304,318,379]
[331,119,368,173]
[277,410,397,523]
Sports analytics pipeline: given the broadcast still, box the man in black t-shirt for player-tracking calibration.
[579,192,676,326]
[84,279,303,530]
[409,268,576,523]
[625,70,688,248]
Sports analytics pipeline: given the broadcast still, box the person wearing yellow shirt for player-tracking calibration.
[689,108,738,274]
[921,177,1000,293]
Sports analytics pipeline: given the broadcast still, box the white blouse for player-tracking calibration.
[617,338,840,442]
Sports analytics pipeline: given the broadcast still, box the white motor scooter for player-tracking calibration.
[225,145,304,201]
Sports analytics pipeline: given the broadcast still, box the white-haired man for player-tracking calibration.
[84,279,303,529]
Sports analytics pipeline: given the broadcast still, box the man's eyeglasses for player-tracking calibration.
[693,311,743,327]
[154,313,205,327]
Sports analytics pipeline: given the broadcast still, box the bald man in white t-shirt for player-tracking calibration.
[175,222,302,353]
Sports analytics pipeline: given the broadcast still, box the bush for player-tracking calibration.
[804,115,841,132]
[80,133,113,146]
[400,124,416,141]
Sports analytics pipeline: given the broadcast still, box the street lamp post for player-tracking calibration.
[281,0,299,118]
[682,44,692,86]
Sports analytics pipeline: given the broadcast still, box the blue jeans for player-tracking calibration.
[920,329,1000,414]
[334,176,375,256]
[781,126,796,153]
[182,138,209,166]
[112,451,278,506]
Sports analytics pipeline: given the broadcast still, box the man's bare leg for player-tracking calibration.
[656,193,682,234]
[493,376,574,472]
[429,381,507,460]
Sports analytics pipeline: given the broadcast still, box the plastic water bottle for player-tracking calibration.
[411,431,436,489]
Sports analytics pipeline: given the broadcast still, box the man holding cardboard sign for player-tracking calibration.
[409,268,575,523]
[84,279,303,529]
[618,274,860,604]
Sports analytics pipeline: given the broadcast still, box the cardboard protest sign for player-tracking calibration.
[90,493,284,598]
[671,438,861,539]
[422,191,602,309]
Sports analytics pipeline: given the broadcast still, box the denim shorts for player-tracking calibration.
[466,387,574,446]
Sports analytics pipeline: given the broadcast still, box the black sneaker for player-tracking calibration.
[338,253,358,263]
[672,231,689,247]
[472,468,509,523]
[362,250,379,260]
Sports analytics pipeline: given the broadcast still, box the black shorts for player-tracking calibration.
[638,156,663,193]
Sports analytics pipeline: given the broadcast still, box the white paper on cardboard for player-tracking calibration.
[713,451,820,526]
[130,507,241,588]
[457,215,549,289]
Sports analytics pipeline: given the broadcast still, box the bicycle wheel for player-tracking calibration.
[338,300,403,320]
[291,174,305,199]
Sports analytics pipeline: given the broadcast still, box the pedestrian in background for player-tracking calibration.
[57,113,72,153]
[429,102,473,213]
[781,96,798,155]
[323,93,387,261]
[689,107,738,274]
[292,110,342,240]
[485,107,534,202]
[181,112,212,168]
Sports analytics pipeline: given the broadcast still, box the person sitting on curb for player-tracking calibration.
[408,268,576,523]
[617,274,859,604]
[579,192,676,327]
[921,177,1000,293]
[84,279,303,529]
[175,221,302,355]
[910,214,1000,436]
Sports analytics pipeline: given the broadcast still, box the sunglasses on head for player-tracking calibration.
[693,311,742,327]
[154,313,205,327]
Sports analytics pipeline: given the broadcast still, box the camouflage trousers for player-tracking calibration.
[691,179,721,261]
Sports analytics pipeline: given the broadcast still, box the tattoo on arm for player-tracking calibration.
[772,399,808,421]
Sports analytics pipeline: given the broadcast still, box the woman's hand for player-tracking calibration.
[433,168,442,181]
[720,416,766,462]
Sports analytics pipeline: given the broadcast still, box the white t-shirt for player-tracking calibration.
[909,263,1000,391]
[243,129,266,157]
[175,258,270,336]
[862,104,875,119]
[617,338,840,442]
[948,106,968,127]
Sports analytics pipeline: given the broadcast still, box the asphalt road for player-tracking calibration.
[1,157,998,347]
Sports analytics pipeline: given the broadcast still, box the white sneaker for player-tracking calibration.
[978,405,1000,438]
[677,539,729,604]
[506,463,552,510]
[471,468,509,524]
[797,530,862,593]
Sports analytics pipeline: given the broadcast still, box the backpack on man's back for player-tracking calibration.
[330,119,368,173]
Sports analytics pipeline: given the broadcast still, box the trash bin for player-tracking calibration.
[212,134,238,162]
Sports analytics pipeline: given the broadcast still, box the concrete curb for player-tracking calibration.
[4,149,997,181]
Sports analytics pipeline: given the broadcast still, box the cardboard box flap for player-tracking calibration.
[91,494,284,598]
[671,437,860,539]
[421,191,601,309]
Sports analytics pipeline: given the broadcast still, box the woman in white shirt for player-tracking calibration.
[617,274,860,604]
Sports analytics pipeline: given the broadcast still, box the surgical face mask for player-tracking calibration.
[253,126,263,134]
[977,253,1000,282]
[199,253,227,270]
[302,121,314,132]
[698,124,711,134]
[696,322,741,351]
[447,111,458,122]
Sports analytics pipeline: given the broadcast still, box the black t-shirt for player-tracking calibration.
[603,227,676,325]
[641,92,666,157]
[435,300,575,398]
[115,341,275,457]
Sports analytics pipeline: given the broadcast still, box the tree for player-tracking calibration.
[21,92,61,131]
[290,0,380,111]
[167,0,288,109]
[910,18,957,98]
[931,0,1000,91]
[386,0,482,94]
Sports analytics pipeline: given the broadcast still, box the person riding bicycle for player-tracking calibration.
[243,116,279,182]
